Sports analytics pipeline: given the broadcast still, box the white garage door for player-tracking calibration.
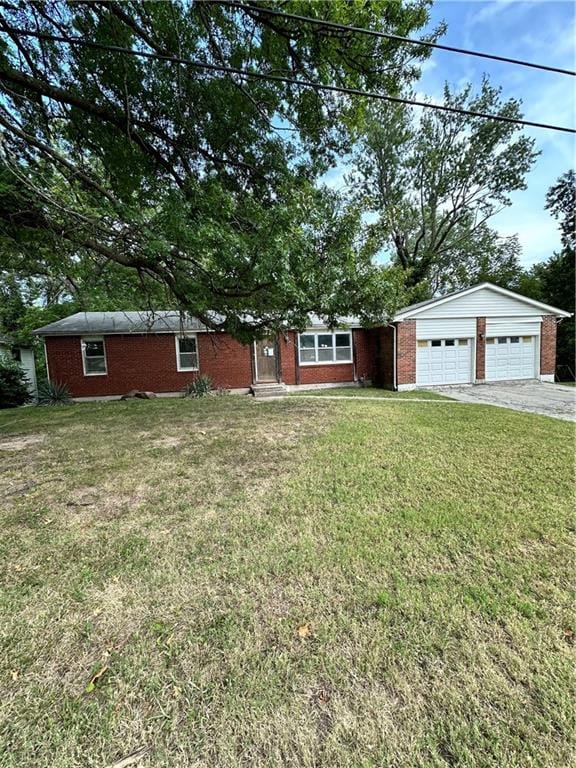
[485,335,536,381]
[417,338,473,386]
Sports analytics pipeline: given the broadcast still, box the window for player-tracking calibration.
[417,340,428,348]
[457,339,469,346]
[82,337,107,375]
[497,337,508,344]
[486,338,495,344]
[522,336,533,343]
[176,334,199,371]
[431,339,442,347]
[11,348,21,363]
[510,336,520,344]
[445,339,455,346]
[298,331,352,364]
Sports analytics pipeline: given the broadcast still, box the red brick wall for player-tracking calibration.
[353,329,376,383]
[45,333,252,397]
[372,326,395,388]
[476,317,486,381]
[278,332,298,385]
[45,327,387,396]
[540,315,557,376]
[299,362,355,385]
[396,321,416,386]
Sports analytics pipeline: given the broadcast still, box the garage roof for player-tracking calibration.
[394,282,572,321]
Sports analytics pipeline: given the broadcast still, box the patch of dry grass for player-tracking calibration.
[0,396,574,768]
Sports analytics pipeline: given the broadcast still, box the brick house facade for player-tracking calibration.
[35,284,569,399]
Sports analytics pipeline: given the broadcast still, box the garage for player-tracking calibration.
[416,337,473,385]
[391,282,570,390]
[485,335,536,381]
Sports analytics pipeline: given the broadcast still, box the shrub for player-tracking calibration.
[0,355,32,409]
[37,380,73,406]
[183,374,214,398]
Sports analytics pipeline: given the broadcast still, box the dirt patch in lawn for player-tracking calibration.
[63,487,147,527]
[0,433,46,451]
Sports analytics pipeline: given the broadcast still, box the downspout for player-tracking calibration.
[43,338,50,383]
[392,323,397,391]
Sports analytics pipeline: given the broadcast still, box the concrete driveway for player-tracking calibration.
[442,382,576,422]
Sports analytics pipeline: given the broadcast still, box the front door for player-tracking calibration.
[254,339,278,382]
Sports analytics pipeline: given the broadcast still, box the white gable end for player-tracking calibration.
[411,287,545,319]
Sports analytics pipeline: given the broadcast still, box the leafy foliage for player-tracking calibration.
[352,79,537,296]
[522,171,575,379]
[546,170,575,252]
[37,379,73,406]
[0,1,437,336]
[0,355,32,408]
[184,374,214,398]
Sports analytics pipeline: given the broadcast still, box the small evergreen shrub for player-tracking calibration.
[37,380,73,406]
[183,374,214,398]
[0,355,32,409]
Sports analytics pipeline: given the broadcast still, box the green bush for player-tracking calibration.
[183,374,214,398]
[0,355,32,408]
[37,380,73,406]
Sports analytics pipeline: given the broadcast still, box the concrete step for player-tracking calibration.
[251,382,288,398]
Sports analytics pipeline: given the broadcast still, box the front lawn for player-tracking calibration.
[0,397,573,767]
[292,386,453,399]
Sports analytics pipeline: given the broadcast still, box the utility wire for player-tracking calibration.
[221,0,576,77]
[1,25,575,134]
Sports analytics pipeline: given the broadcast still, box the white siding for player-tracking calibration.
[20,348,38,397]
[486,317,541,336]
[416,318,476,339]
[414,287,544,319]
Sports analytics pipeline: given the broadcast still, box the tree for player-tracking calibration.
[351,79,537,296]
[0,355,32,408]
[0,1,438,337]
[546,170,575,252]
[522,171,575,379]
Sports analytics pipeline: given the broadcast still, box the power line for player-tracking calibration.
[1,25,575,134]
[221,0,576,77]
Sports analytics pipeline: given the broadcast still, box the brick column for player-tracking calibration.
[540,315,557,378]
[397,320,416,387]
[476,317,486,382]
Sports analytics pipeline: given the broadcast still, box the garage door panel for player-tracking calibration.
[485,336,536,381]
[417,338,473,386]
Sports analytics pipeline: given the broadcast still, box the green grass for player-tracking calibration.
[0,397,574,767]
[292,386,453,400]
[558,381,576,386]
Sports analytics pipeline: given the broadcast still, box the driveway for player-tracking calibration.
[442,382,576,422]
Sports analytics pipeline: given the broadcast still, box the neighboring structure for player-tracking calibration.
[0,334,38,398]
[33,283,571,399]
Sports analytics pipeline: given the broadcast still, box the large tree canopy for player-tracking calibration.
[351,79,537,297]
[0,0,438,337]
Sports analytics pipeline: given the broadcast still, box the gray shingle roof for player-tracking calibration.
[33,310,364,336]
[33,311,207,336]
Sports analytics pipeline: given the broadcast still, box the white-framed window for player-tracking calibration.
[81,337,107,376]
[176,334,199,371]
[298,331,353,365]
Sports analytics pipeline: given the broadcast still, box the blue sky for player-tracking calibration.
[325,0,575,269]
[419,0,575,268]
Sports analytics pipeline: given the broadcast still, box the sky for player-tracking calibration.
[325,0,575,269]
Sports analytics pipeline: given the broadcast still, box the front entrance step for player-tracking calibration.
[250,382,288,398]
